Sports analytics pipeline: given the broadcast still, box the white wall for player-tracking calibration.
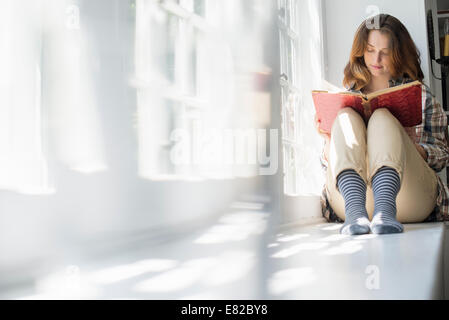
[324,0,431,89]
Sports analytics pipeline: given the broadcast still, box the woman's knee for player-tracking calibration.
[367,108,404,138]
[336,107,362,119]
[332,107,365,133]
[368,108,399,127]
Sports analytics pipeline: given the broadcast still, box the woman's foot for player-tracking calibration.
[370,167,403,234]
[337,170,371,235]
[370,211,403,234]
[341,216,371,235]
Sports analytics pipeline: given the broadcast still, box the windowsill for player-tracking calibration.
[267,221,448,299]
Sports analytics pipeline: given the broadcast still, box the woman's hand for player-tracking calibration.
[414,143,428,161]
[315,114,331,161]
[404,126,417,142]
[314,114,331,142]
[404,126,427,160]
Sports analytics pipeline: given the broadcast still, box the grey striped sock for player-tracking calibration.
[370,166,403,234]
[337,170,370,235]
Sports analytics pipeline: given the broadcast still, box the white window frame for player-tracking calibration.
[278,0,328,224]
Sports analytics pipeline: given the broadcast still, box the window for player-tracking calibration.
[133,0,273,181]
[0,0,276,189]
[0,1,50,194]
[278,0,301,195]
[0,0,109,194]
[278,0,326,198]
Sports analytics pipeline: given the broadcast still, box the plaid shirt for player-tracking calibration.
[320,77,449,223]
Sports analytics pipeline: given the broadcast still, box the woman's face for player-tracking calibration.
[363,30,393,79]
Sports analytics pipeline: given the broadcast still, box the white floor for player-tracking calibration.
[0,209,271,300]
[1,212,446,300]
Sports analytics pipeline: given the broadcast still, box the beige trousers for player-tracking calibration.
[326,107,438,223]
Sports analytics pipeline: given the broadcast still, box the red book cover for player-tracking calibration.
[312,81,422,134]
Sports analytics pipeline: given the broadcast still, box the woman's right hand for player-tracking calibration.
[315,114,331,162]
[314,114,331,142]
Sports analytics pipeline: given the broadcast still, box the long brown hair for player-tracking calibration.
[343,14,424,90]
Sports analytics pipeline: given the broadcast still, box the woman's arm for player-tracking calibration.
[416,90,449,172]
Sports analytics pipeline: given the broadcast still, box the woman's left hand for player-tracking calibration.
[404,126,417,142]
[405,126,427,160]
[414,143,428,161]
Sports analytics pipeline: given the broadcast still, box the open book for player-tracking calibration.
[312,80,423,134]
